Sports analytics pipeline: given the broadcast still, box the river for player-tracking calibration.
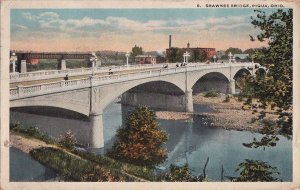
[10,102,292,181]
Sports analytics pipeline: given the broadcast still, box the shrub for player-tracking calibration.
[161,164,204,182]
[10,123,55,144]
[204,90,220,97]
[59,131,76,150]
[235,159,281,182]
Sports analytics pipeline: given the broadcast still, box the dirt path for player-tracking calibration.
[10,133,57,154]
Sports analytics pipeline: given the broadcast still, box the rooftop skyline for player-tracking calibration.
[11,8,281,52]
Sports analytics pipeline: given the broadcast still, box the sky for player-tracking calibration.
[10,8,282,52]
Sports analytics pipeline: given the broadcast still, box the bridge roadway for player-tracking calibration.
[10,63,181,83]
[10,61,263,148]
[10,66,163,88]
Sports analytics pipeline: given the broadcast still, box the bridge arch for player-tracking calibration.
[233,68,252,79]
[191,72,230,94]
[96,76,186,112]
[10,106,89,120]
[10,89,91,116]
[255,68,267,78]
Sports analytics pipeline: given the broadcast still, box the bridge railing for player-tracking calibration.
[10,62,257,100]
[9,63,175,82]
[9,62,212,83]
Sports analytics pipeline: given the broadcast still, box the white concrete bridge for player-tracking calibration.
[10,62,266,148]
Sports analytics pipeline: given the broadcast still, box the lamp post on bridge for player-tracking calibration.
[183,51,190,65]
[125,52,130,67]
[213,55,217,63]
[228,52,233,65]
[90,52,98,76]
[228,52,233,80]
[10,52,17,73]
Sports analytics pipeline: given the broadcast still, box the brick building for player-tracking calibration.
[165,35,216,62]
[135,55,157,64]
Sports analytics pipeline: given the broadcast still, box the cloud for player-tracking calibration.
[19,11,251,35]
[13,11,258,51]
[11,24,28,30]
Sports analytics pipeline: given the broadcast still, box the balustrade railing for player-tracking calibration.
[9,62,255,100]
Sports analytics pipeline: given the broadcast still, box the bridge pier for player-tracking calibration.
[185,89,193,112]
[89,111,104,148]
[20,60,27,73]
[229,79,236,94]
[57,59,67,70]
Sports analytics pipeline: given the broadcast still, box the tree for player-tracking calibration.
[225,47,243,55]
[236,9,292,182]
[107,106,168,167]
[245,9,293,139]
[166,47,184,62]
[243,48,255,55]
[235,159,280,182]
[131,45,144,57]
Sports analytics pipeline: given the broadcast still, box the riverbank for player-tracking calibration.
[9,131,152,182]
[156,93,278,133]
[10,133,56,154]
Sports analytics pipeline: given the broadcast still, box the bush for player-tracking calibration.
[161,164,204,182]
[10,123,55,144]
[235,159,281,182]
[107,106,168,167]
[204,90,220,97]
[59,131,76,150]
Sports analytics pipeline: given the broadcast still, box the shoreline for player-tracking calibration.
[10,132,56,154]
[156,93,278,133]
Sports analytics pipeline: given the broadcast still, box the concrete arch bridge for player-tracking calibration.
[10,62,266,148]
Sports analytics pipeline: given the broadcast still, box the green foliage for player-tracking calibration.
[235,159,280,182]
[30,147,131,181]
[161,164,204,182]
[243,135,279,150]
[10,122,55,144]
[107,106,168,167]
[58,130,77,150]
[240,9,293,152]
[73,150,156,181]
[204,90,220,97]
[225,47,243,55]
[190,49,208,62]
[166,47,184,63]
[131,45,144,57]
[243,48,255,55]
[247,9,293,137]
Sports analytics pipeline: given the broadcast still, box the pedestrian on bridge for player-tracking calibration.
[64,74,69,80]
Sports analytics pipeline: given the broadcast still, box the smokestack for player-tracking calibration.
[169,35,172,48]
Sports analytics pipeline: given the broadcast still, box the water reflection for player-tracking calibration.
[102,103,292,181]
[10,147,57,181]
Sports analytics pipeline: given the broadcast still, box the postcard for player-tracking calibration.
[1,0,300,189]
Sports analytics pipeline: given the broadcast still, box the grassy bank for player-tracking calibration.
[30,147,135,181]
[10,123,155,181]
